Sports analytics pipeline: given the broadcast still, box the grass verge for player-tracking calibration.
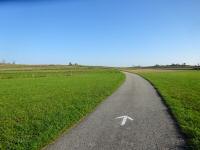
[128,69,200,150]
[0,68,125,149]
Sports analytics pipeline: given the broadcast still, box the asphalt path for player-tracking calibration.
[46,72,185,150]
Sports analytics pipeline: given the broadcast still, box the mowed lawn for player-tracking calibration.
[130,70,200,149]
[0,68,125,149]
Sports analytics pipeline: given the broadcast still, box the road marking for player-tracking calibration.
[115,115,134,126]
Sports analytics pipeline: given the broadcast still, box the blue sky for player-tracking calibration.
[0,0,199,66]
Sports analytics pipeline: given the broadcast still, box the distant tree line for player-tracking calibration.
[0,59,15,64]
[131,63,200,70]
[153,63,189,68]
[193,64,200,70]
[68,62,79,66]
[152,63,200,70]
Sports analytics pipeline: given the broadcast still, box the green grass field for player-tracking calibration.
[0,66,125,149]
[129,69,200,149]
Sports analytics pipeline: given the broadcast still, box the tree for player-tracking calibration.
[68,62,72,66]
[154,64,160,67]
[182,63,186,66]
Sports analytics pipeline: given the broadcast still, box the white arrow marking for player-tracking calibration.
[115,115,134,126]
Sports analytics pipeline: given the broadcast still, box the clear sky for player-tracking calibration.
[0,0,199,66]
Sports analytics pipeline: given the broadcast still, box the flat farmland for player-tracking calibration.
[0,66,125,149]
[128,69,200,149]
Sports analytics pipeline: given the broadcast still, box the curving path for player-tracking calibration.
[45,72,185,150]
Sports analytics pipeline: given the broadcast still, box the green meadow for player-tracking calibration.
[130,70,200,150]
[0,66,125,149]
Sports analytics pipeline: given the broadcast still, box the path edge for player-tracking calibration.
[124,71,188,149]
[41,71,126,150]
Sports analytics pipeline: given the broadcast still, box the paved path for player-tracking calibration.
[46,72,185,150]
